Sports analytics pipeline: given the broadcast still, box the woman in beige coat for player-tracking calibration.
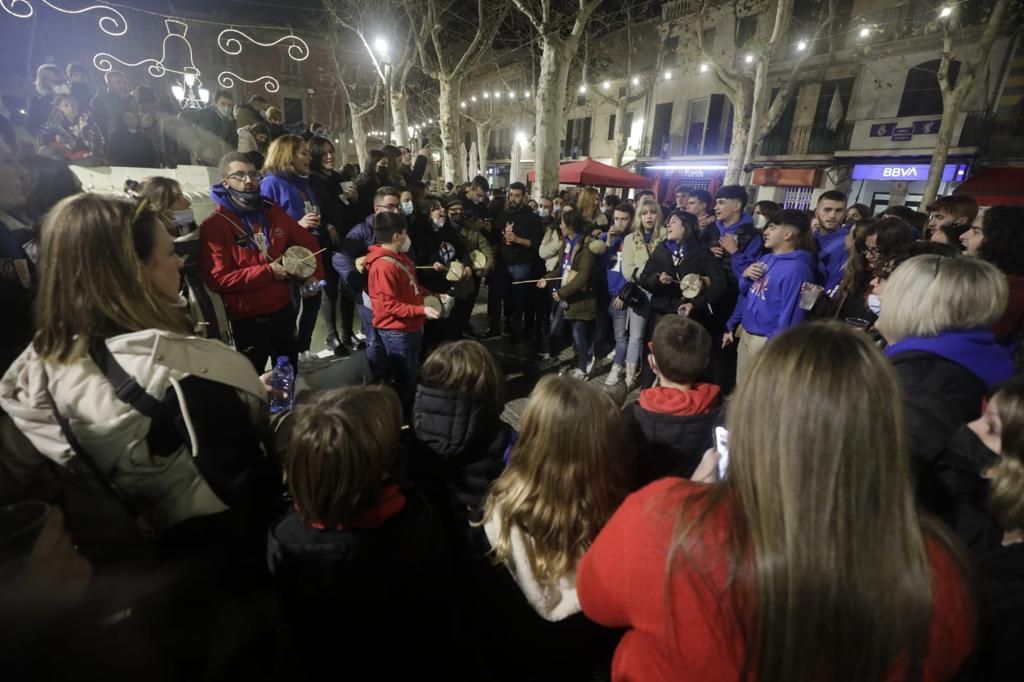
[617,196,666,388]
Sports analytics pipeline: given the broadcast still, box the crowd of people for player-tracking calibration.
[1,59,1024,682]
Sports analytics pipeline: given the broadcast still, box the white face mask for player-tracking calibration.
[399,235,412,253]
[538,207,549,218]
[173,208,194,226]
[217,104,232,118]
[341,181,354,193]
[52,84,70,95]
[752,213,767,230]
[401,201,414,216]
[432,217,445,228]
[867,293,882,315]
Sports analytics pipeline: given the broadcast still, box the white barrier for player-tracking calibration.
[70,164,222,222]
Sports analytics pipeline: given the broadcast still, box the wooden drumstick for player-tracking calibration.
[298,247,327,263]
[513,277,562,285]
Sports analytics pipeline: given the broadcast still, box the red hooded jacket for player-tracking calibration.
[200,195,323,320]
[365,245,430,332]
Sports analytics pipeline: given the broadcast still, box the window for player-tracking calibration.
[898,59,961,117]
[282,55,301,77]
[608,114,616,141]
[283,97,304,126]
[608,112,635,141]
[685,99,708,155]
[663,36,680,68]
[736,15,757,48]
[650,102,673,157]
[565,116,592,158]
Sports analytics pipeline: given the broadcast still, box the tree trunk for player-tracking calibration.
[476,121,492,174]
[349,103,369,169]
[533,37,571,198]
[725,83,752,185]
[437,78,463,184]
[741,59,769,183]
[921,92,962,208]
[612,96,629,167]
[391,90,409,148]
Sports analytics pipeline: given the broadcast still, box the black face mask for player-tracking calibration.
[227,186,262,211]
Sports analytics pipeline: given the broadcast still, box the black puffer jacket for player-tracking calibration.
[409,385,510,516]
[640,239,729,331]
[623,402,720,485]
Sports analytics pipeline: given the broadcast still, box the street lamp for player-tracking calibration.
[374,36,391,143]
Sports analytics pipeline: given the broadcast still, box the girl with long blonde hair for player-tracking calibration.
[617,195,665,388]
[578,322,973,681]
[577,186,607,228]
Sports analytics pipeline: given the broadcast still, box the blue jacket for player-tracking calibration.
[601,232,628,298]
[885,328,1014,390]
[715,213,762,281]
[260,173,319,225]
[730,249,816,337]
[333,214,376,294]
[816,226,849,292]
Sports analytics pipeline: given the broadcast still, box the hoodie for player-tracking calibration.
[731,249,816,338]
[333,214,376,296]
[625,384,721,484]
[885,328,1014,390]
[816,225,849,292]
[497,203,544,266]
[259,173,321,239]
[715,213,762,281]
[364,245,429,331]
[200,184,323,320]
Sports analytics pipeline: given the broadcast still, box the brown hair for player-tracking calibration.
[34,193,191,362]
[576,187,601,222]
[419,340,506,408]
[482,375,631,607]
[667,321,968,681]
[926,194,979,224]
[650,316,710,384]
[130,176,185,214]
[263,134,306,176]
[989,378,1024,532]
[286,385,402,528]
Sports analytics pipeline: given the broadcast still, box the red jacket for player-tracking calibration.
[577,478,973,682]
[365,245,429,332]
[200,201,323,320]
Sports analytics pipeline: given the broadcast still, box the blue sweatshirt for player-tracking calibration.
[260,173,320,233]
[332,214,376,294]
[729,249,816,337]
[816,225,849,292]
[715,213,762,280]
[601,232,628,297]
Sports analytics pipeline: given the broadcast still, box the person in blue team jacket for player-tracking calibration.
[710,184,762,282]
[725,209,817,386]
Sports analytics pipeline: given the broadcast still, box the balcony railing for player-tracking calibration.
[758,121,854,156]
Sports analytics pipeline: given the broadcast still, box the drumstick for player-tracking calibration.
[513,277,562,285]
[298,248,327,263]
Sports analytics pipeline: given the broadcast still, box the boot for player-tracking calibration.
[605,363,623,386]
[625,362,639,390]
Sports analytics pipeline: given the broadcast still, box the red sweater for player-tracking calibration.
[200,203,323,320]
[578,478,973,682]
[365,246,429,332]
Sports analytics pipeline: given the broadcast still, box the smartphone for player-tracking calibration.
[714,426,729,479]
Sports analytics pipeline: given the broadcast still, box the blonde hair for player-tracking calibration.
[265,106,283,124]
[130,176,185,214]
[34,193,191,363]
[632,195,664,234]
[262,134,306,176]
[988,378,1024,532]
[669,321,966,681]
[576,187,601,222]
[876,254,1008,343]
[482,375,631,606]
[34,63,63,95]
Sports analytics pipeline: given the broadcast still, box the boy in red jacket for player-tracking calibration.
[364,212,442,399]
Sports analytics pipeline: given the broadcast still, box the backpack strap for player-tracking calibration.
[88,338,169,421]
[378,255,422,295]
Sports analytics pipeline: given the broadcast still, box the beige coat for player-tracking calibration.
[620,225,667,284]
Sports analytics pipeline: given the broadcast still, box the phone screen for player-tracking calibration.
[714,426,729,479]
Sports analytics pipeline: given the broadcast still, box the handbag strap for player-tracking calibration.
[89,338,169,421]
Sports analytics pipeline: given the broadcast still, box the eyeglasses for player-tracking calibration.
[376,203,399,213]
[226,171,262,182]
[864,246,880,256]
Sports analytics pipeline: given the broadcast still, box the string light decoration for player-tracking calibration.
[94,18,199,80]
[1,0,127,35]
[217,28,310,62]
[218,71,280,93]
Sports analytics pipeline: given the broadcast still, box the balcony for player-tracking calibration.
[758,121,854,157]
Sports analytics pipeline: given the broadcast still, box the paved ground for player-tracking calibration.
[301,285,638,427]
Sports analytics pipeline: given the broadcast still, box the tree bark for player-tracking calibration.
[612,96,630,167]
[476,120,492,173]
[725,82,752,185]
[349,102,370,169]
[438,78,463,184]
[534,36,571,197]
[391,90,409,148]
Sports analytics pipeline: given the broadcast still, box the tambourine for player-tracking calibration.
[282,246,316,279]
[679,273,704,300]
[424,294,454,318]
[469,249,488,270]
[355,255,367,273]
[446,260,466,282]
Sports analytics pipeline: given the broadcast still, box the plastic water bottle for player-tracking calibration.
[299,279,326,298]
[269,356,295,414]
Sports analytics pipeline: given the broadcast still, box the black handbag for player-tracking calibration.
[617,268,647,311]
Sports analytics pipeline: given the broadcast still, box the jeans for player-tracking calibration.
[609,300,629,367]
[626,293,650,365]
[358,303,384,381]
[377,328,423,400]
[571,319,595,372]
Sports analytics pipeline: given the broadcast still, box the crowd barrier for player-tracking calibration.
[70,164,221,222]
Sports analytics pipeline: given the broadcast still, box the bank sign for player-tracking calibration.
[851,163,968,182]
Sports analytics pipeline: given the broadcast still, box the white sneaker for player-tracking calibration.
[585,356,596,374]
[605,364,623,386]
[605,349,616,360]
[567,368,587,380]
[298,351,323,371]
[354,331,367,341]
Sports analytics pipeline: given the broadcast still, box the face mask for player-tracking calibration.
[867,294,882,315]
[753,213,767,230]
[473,194,485,204]
[217,105,232,118]
[340,181,354,193]
[553,206,561,215]
[538,208,549,218]
[227,187,262,211]
[450,214,463,225]
[399,235,412,253]
[173,208,194,226]
[401,201,414,216]
[432,218,445,228]
[314,130,327,138]
[52,84,70,95]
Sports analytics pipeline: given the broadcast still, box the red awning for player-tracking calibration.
[954,167,1024,206]
[526,159,653,189]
